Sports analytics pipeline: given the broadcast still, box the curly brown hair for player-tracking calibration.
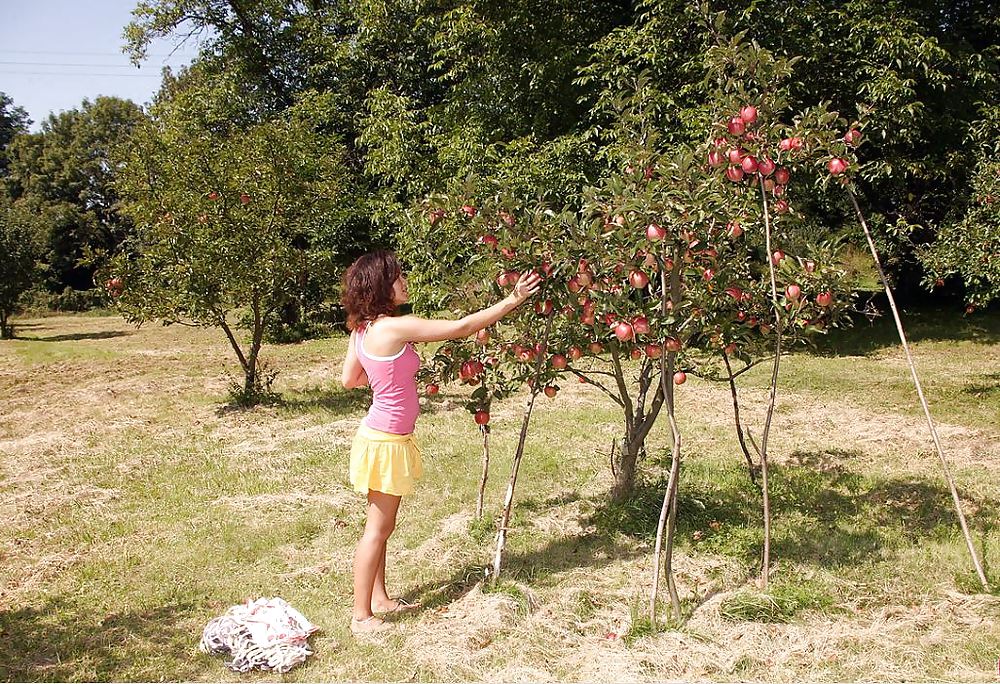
[342,250,402,331]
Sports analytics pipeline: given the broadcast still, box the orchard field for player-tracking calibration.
[1,309,998,682]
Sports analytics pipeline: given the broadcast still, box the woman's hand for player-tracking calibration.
[511,271,543,304]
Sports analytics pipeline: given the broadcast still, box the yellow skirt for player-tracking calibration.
[349,423,423,497]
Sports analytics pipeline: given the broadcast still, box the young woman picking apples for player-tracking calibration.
[340,250,540,635]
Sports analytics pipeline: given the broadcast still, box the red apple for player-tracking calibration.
[533,299,554,316]
[702,267,714,281]
[461,204,478,218]
[474,410,490,425]
[239,193,251,205]
[726,166,745,182]
[827,158,849,176]
[664,337,682,352]
[727,148,745,164]
[774,167,790,185]
[646,223,667,241]
[804,259,816,273]
[588,341,604,355]
[708,150,725,168]
[629,270,650,289]
[550,354,568,370]
[544,385,558,398]
[614,321,635,342]
[786,284,801,300]
[741,155,759,174]
[724,286,744,301]
[632,316,650,335]
[630,348,643,360]
[673,371,687,385]
[727,220,743,238]
[757,157,776,176]
[460,360,484,380]
[772,250,786,265]
[425,383,439,396]
[568,346,583,361]
[644,343,662,359]
[498,210,515,227]
[816,291,833,307]
[429,208,445,225]
[728,116,746,136]
[774,199,789,214]
[208,191,220,201]
[843,129,862,146]
[475,328,490,345]
[740,105,758,124]
[779,137,803,152]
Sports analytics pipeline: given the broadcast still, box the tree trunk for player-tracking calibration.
[847,188,989,590]
[758,175,783,590]
[476,425,490,519]
[650,244,683,622]
[491,314,554,580]
[0,310,10,339]
[722,351,760,487]
[242,295,266,398]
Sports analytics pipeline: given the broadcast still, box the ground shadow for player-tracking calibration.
[0,597,209,681]
[401,507,647,611]
[963,372,1000,400]
[277,386,371,415]
[809,300,1000,357]
[587,450,998,572]
[19,331,133,342]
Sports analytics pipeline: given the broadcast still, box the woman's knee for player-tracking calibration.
[364,519,395,541]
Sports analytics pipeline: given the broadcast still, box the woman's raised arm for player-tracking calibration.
[384,271,541,344]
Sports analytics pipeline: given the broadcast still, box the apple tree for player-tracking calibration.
[106,71,345,404]
[916,113,1000,310]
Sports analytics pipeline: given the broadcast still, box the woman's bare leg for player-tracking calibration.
[352,490,401,623]
[371,542,393,609]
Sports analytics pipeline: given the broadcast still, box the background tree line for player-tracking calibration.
[1,0,996,344]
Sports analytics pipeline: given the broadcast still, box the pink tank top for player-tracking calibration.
[355,320,421,435]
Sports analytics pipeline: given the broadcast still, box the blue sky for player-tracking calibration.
[0,0,202,130]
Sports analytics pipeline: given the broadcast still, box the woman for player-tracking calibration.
[340,250,540,635]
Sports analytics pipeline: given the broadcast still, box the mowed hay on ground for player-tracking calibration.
[1,312,998,682]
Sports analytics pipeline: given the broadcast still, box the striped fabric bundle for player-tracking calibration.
[199,597,319,673]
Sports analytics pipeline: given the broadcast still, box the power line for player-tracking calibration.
[0,61,187,68]
[0,70,164,78]
[0,49,200,58]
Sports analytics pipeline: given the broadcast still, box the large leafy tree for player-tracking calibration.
[0,196,38,338]
[580,0,1000,303]
[0,92,31,182]
[5,97,146,291]
[108,69,347,402]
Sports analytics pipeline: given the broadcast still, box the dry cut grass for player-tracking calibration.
[0,311,998,682]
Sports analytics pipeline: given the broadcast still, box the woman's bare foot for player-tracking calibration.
[350,615,393,635]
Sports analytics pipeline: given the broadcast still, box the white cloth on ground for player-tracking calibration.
[199,597,319,673]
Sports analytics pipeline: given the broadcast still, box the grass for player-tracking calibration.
[0,309,998,682]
